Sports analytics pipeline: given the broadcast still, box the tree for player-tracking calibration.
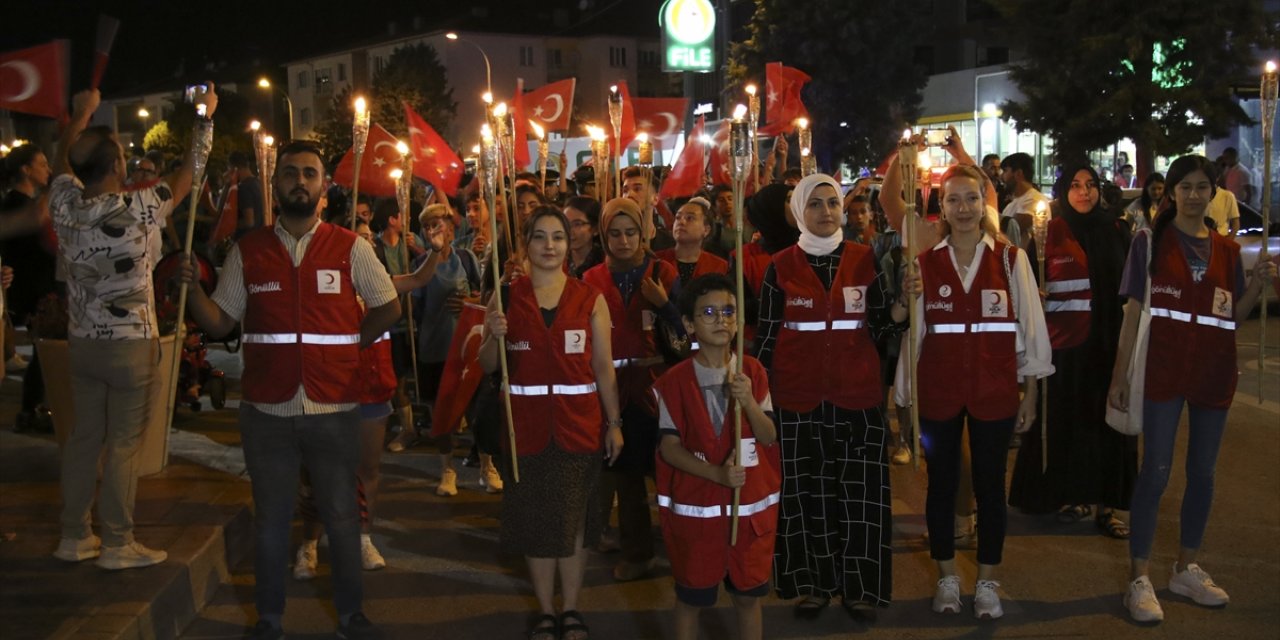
[144,90,254,176]
[990,0,1275,174]
[310,43,457,163]
[729,0,930,173]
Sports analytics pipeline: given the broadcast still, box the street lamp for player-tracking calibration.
[257,77,295,141]
[444,32,493,98]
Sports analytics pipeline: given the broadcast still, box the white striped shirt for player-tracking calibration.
[212,219,397,416]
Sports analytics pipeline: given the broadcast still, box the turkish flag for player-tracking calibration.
[610,80,638,152]
[0,41,68,119]
[332,123,403,197]
[633,97,688,140]
[759,62,811,136]
[708,119,732,187]
[659,115,706,199]
[511,78,531,170]
[430,304,487,438]
[523,78,575,132]
[404,102,464,196]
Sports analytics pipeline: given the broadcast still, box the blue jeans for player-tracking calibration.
[920,411,1016,565]
[1128,397,1228,560]
[240,405,363,618]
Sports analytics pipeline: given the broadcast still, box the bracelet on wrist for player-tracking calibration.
[605,418,623,428]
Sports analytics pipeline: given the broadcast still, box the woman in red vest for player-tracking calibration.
[479,206,623,640]
[1009,165,1137,537]
[753,173,895,621]
[1109,155,1275,623]
[656,197,730,286]
[582,198,682,583]
[893,165,1053,620]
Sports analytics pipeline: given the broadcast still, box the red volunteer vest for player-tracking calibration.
[240,223,364,404]
[918,240,1020,421]
[1144,230,1240,409]
[502,277,604,454]
[582,257,679,415]
[357,333,397,405]
[653,356,780,590]
[769,242,881,412]
[1043,218,1092,349]
[655,248,730,281]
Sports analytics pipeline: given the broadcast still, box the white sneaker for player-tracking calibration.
[436,468,458,496]
[1125,576,1164,623]
[932,575,962,614]
[293,541,318,581]
[53,534,101,562]
[974,580,1004,619]
[95,541,166,570]
[481,460,503,494]
[360,534,386,571]
[1169,563,1229,607]
[6,354,29,373]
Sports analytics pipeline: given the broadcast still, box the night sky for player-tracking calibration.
[3,0,664,97]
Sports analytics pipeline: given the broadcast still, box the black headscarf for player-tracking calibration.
[746,183,799,255]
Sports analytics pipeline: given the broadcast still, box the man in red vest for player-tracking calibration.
[183,140,399,640]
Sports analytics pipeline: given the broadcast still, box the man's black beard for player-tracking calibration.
[277,197,316,219]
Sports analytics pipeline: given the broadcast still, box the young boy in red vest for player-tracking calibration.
[653,274,781,640]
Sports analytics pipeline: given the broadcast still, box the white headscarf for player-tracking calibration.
[790,173,846,256]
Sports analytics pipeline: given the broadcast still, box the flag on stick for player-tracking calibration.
[0,41,68,119]
[658,115,706,199]
[404,102,465,196]
[90,15,121,90]
[523,78,576,132]
[430,304,487,438]
[333,124,403,197]
[759,62,811,136]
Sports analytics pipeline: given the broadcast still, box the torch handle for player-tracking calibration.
[1038,255,1048,473]
[349,152,364,231]
[485,188,519,484]
[729,170,746,547]
[1261,134,1272,403]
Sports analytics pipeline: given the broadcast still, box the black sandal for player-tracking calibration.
[558,610,589,640]
[528,614,557,640]
[842,599,878,623]
[1055,504,1092,523]
[794,595,830,619]
[1096,510,1131,539]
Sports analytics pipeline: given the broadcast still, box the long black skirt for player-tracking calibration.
[773,402,892,605]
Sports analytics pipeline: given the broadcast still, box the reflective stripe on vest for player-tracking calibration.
[1149,307,1193,323]
[782,319,864,332]
[1151,307,1236,331]
[1044,299,1091,312]
[656,491,781,519]
[242,332,361,345]
[372,332,391,343]
[928,322,1017,334]
[613,356,664,368]
[509,382,599,396]
[1045,278,1091,293]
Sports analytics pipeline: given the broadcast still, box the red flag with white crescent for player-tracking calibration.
[658,115,706,200]
[430,304,487,438]
[404,103,465,196]
[633,97,688,141]
[0,41,68,119]
[759,62,811,136]
[332,123,403,197]
[523,78,575,132]
[708,119,732,187]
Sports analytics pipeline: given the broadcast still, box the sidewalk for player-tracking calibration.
[0,347,255,640]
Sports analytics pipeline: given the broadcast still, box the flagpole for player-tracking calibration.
[728,105,750,545]
[1033,201,1050,473]
[1260,61,1277,402]
[350,97,370,230]
[481,124,519,483]
[164,96,215,466]
[898,134,922,471]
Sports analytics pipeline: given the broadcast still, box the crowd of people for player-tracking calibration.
[0,88,1275,640]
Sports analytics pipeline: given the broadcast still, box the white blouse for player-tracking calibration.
[893,233,1055,407]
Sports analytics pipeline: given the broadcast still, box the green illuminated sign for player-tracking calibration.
[660,0,716,72]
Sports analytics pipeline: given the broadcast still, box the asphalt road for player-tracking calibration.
[179,310,1280,640]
